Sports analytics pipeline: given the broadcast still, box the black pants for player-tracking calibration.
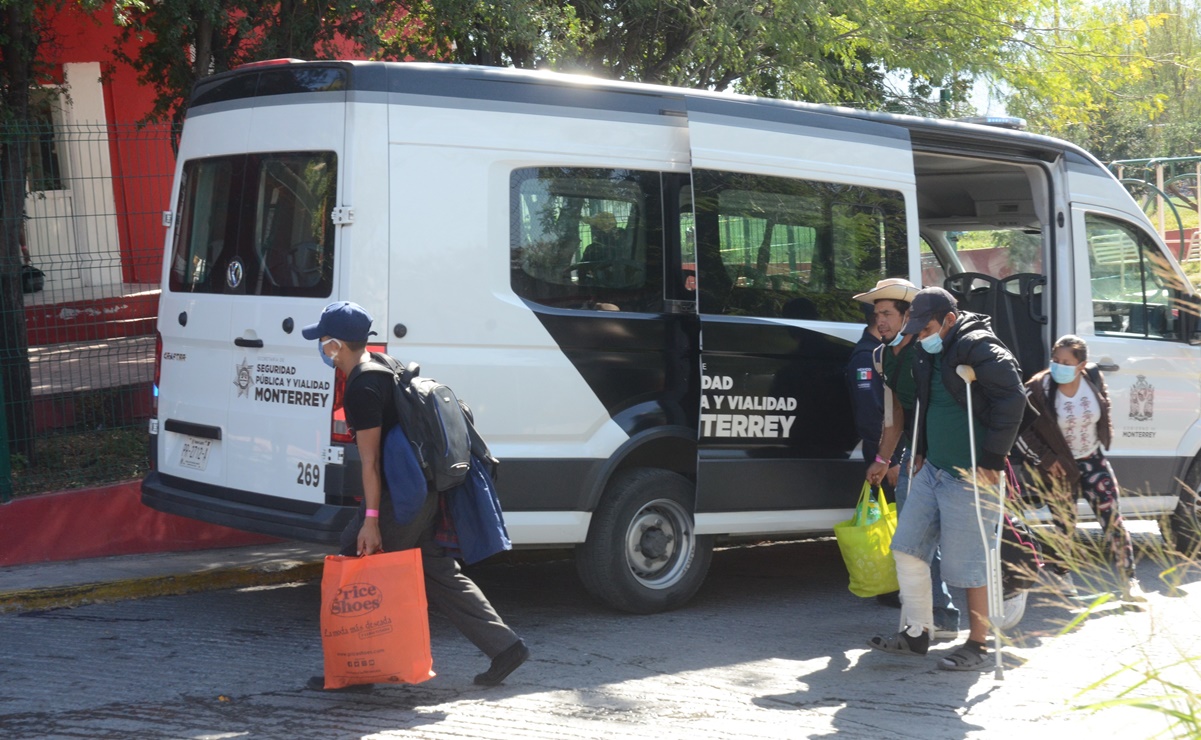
[340,489,520,659]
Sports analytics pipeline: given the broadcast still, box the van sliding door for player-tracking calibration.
[686,99,916,532]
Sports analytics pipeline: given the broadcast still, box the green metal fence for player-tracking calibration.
[0,122,178,500]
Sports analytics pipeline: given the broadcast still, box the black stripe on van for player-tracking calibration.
[522,304,700,438]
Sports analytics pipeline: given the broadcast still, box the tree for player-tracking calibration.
[115,0,387,127]
[377,0,1131,115]
[1004,0,1201,160]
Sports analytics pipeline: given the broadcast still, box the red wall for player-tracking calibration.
[40,3,173,284]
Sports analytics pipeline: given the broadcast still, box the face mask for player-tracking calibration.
[919,331,943,354]
[318,338,342,369]
[889,332,905,347]
[1050,361,1078,384]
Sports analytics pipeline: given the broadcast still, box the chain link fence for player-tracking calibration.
[0,121,177,500]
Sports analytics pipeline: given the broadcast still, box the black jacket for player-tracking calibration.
[912,311,1026,471]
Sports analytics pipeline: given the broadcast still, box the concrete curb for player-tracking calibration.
[0,559,324,615]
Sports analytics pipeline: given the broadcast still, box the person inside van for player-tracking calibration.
[858,279,960,638]
[866,287,1025,671]
[302,301,529,691]
[1014,334,1147,603]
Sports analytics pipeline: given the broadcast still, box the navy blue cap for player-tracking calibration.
[901,287,957,335]
[301,301,377,342]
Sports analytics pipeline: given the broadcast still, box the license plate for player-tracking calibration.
[180,437,213,471]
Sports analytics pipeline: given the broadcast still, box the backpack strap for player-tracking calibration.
[344,352,401,386]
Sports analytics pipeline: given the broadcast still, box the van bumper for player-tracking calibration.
[141,471,356,544]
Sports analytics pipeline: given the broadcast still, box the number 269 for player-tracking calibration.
[297,462,320,487]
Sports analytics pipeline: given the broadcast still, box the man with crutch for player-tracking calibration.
[867,287,1025,671]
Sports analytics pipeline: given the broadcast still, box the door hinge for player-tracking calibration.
[322,446,345,465]
[331,207,355,226]
[162,211,174,227]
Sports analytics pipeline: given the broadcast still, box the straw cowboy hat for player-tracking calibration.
[852,277,920,305]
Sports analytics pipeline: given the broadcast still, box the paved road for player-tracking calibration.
[1,534,1198,739]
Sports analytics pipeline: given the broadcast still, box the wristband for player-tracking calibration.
[874,455,889,465]
[364,509,380,518]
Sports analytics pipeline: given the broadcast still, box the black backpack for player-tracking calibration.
[348,354,496,491]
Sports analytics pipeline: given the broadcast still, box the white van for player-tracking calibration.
[142,60,1201,613]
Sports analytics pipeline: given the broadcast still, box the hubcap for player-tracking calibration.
[624,498,695,590]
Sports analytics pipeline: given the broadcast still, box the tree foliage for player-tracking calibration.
[380,0,1070,112]
[114,0,387,126]
[1005,0,1201,160]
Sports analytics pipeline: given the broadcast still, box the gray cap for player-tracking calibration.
[900,287,957,335]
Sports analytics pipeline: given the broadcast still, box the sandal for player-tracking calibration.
[867,631,928,656]
[938,643,988,671]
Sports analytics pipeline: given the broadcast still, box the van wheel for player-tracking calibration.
[1162,455,1201,557]
[576,468,713,614]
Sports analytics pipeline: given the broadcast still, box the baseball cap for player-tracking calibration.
[900,287,958,335]
[301,301,378,342]
[852,277,919,305]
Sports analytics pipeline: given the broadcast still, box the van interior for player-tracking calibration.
[913,150,1051,377]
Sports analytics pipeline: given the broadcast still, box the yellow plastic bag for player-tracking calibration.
[834,482,899,598]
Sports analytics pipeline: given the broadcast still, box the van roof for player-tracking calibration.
[189,60,1105,172]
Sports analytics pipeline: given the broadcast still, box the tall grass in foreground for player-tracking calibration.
[1004,473,1201,739]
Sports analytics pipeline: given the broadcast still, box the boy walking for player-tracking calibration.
[304,301,529,690]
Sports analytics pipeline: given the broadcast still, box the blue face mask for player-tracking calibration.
[1050,361,1078,384]
[318,339,341,369]
[889,332,905,347]
[919,331,943,354]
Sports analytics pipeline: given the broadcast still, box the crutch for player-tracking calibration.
[956,364,1005,680]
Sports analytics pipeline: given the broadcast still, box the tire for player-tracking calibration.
[575,467,714,614]
[1162,455,1201,557]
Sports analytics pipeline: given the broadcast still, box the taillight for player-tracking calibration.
[329,342,388,444]
[152,331,162,414]
[233,58,304,70]
[331,366,352,443]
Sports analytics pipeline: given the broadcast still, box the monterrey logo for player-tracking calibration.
[330,582,383,617]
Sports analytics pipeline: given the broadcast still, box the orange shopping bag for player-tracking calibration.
[320,549,435,688]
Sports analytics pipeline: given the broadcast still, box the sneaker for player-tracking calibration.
[305,675,373,693]
[1120,577,1149,603]
[1045,569,1079,598]
[932,626,962,641]
[474,639,530,686]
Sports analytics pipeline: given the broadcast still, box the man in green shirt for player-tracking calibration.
[860,280,960,636]
[867,287,1025,671]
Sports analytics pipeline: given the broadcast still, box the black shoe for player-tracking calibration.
[875,591,902,608]
[474,639,530,686]
[305,675,373,693]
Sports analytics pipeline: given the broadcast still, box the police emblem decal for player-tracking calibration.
[1129,374,1154,422]
[234,358,253,398]
[227,259,244,289]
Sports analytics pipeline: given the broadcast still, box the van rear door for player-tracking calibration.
[686,99,916,532]
[157,93,344,506]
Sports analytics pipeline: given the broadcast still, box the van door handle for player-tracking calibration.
[1096,362,1119,372]
[234,337,264,348]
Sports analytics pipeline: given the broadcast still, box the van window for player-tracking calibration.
[169,152,336,296]
[1086,213,1186,340]
[692,170,907,321]
[510,167,664,312]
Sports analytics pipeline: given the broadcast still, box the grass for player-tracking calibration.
[9,427,149,497]
[1003,473,1201,738]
